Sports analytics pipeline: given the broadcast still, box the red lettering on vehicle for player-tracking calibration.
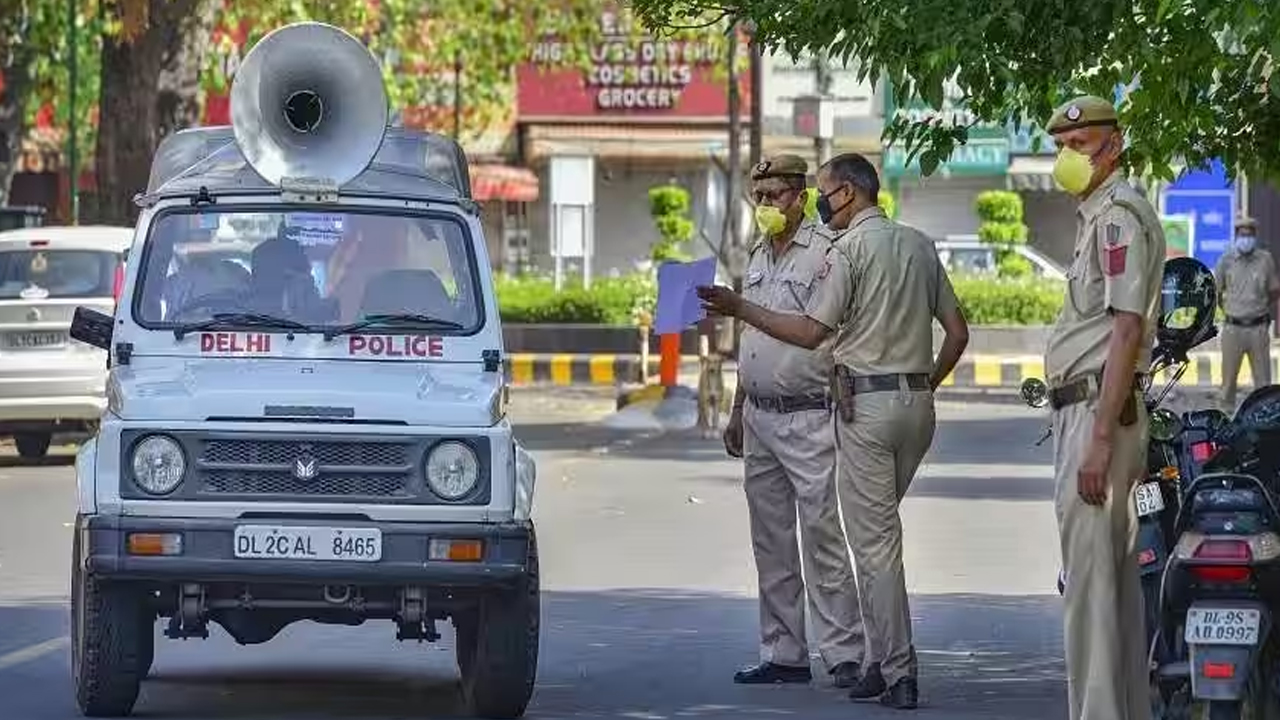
[347,334,445,358]
[198,332,272,354]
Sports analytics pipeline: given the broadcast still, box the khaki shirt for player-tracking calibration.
[1044,170,1166,385]
[1215,249,1279,320]
[738,220,836,398]
[806,207,960,375]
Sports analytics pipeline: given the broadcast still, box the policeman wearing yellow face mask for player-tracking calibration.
[1043,95,1165,720]
[725,154,867,690]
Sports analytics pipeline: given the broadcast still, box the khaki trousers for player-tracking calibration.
[1221,323,1272,410]
[833,386,935,685]
[743,403,866,669]
[1052,398,1150,720]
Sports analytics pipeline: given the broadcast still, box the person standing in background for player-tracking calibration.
[1214,216,1280,410]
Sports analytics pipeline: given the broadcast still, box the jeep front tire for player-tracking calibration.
[456,528,540,719]
[71,534,149,717]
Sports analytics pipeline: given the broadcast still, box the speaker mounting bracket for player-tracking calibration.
[280,176,339,204]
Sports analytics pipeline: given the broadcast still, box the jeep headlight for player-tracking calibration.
[426,441,479,500]
[130,435,186,495]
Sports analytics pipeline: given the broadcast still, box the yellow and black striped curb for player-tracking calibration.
[504,354,698,386]
[933,352,1280,389]
[504,352,1280,388]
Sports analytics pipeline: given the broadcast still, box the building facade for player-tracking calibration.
[513,11,752,280]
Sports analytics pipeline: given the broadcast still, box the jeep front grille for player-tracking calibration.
[196,438,414,500]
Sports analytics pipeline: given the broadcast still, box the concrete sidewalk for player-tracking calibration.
[506,350,1280,390]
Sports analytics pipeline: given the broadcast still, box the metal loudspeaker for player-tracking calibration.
[229,21,389,187]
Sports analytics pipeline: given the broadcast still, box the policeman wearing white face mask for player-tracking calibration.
[1214,216,1280,410]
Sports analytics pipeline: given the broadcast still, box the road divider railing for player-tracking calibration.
[503,351,1280,389]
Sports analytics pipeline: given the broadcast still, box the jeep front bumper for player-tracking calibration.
[77,515,531,587]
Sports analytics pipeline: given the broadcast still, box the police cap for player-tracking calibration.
[751,154,808,181]
[1235,215,1258,230]
[1046,95,1119,135]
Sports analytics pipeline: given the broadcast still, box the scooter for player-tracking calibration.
[1152,385,1280,719]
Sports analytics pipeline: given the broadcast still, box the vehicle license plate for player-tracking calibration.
[233,525,382,562]
[1184,607,1262,645]
[4,331,65,349]
[1135,482,1166,517]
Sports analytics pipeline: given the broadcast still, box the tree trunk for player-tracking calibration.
[90,0,216,225]
[0,54,33,205]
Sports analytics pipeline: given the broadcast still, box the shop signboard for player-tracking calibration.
[882,80,1010,177]
[516,10,750,120]
[1161,215,1194,258]
[1163,159,1236,271]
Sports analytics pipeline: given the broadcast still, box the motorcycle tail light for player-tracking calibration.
[1190,566,1252,583]
[1176,531,1280,563]
[1195,539,1253,561]
[1191,441,1216,462]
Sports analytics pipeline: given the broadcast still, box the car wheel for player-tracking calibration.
[14,432,51,459]
[458,526,539,719]
[71,530,148,717]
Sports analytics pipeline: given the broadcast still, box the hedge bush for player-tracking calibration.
[496,271,1065,326]
[950,275,1064,325]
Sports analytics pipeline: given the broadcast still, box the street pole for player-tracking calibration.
[67,0,79,225]
[748,31,762,171]
[452,50,462,141]
[813,50,832,166]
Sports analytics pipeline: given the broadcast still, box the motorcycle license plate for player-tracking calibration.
[1135,482,1165,517]
[1185,607,1262,646]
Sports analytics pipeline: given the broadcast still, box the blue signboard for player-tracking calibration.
[1163,159,1235,271]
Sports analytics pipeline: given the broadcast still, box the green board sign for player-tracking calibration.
[882,81,1011,177]
[1160,214,1194,258]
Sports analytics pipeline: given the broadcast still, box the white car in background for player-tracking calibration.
[0,225,133,458]
[935,235,1067,281]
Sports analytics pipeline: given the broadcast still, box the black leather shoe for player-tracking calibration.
[830,661,861,688]
[879,676,919,710]
[847,663,888,699]
[733,662,812,684]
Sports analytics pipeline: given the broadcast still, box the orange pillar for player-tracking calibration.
[659,333,680,386]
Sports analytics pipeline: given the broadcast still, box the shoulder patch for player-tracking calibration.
[1105,223,1122,246]
[1104,244,1128,276]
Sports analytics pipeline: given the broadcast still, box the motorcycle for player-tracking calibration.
[1021,257,1220,664]
[1153,383,1280,719]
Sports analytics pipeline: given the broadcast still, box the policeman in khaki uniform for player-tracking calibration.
[724,154,867,689]
[1042,95,1165,720]
[1214,216,1280,410]
[701,153,970,710]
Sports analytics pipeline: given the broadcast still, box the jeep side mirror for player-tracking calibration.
[1020,377,1049,408]
[70,306,114,351]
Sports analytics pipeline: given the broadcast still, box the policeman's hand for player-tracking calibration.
[1078,435,1114,506]
[723,408,744,458]
[697,285,744,318]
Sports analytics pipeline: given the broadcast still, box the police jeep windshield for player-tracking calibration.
[133,209,482,336]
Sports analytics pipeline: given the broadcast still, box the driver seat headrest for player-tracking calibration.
[359,269,455,319]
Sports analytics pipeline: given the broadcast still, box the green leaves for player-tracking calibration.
[633,0,1280,183]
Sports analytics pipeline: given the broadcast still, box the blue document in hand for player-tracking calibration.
[654,256,717,335]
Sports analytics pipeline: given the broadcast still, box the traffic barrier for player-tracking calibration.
[503,352,1280,388]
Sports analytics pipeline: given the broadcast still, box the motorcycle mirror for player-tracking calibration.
[1020,377,1049,408]
[1149,408,1184,441]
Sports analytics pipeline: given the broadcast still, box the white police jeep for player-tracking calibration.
[66,22,538,719]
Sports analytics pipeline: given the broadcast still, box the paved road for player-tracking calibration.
[0,389,1066,719]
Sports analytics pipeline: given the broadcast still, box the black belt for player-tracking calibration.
[1049,372,1143,410]
[850,373,931,394]
[749,394,830,413]
[1226,314,1271,327]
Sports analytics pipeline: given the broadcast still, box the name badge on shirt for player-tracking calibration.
[747,270,764,285]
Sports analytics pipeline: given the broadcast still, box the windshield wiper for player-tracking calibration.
[323,313,464,340]
[172,313,315,340]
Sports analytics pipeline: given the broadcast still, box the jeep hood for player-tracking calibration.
[107,357,503,427]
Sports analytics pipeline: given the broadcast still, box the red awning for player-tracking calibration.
[469,164,538,203]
